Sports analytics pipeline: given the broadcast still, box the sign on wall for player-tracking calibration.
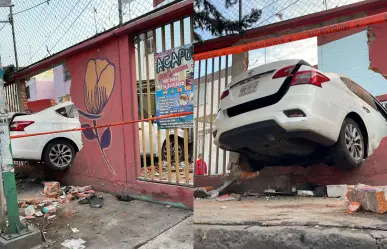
[155,44,194,129]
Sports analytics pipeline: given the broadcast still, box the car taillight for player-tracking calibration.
[220,89,229,100]
[272,65,295,79]
[10,121,34,131]
[291,70,330,87]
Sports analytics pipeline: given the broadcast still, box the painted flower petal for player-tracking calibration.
[83,59,115,115]
[100,127,111,149]
[81,123,96,140]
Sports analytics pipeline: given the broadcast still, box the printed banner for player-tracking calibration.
[155,44,194,129]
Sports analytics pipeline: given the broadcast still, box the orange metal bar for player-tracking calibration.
[194,12,387,61]
[10,111,193,139]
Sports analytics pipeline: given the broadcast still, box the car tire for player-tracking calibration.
[162,137,184,162]
[331,118,365,170]
[44,139,76,171]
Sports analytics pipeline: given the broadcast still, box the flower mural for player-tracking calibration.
[78,58,116,175]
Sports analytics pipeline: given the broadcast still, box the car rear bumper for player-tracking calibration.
[214,86,342,150]
[216,119,335,153]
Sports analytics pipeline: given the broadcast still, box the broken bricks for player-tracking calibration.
[215,194,241,202]
[43,181,61,198]
[346,184,387,214]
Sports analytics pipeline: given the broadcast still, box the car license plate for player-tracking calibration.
[239,82,258,97]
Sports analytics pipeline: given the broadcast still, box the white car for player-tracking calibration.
[139,108,189,162]
[214,59,387,170]
[10,102,83,171]
[10,101,188,171]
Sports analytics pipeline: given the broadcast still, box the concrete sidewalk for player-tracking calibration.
[194,197,387,249]
[18,181,193,249]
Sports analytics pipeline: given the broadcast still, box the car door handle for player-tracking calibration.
[362,106,370,113]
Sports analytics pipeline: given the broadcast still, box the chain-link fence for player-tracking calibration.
[194,0,366,41]
[0,0,178,69]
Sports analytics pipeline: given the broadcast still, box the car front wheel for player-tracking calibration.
[44,139,75,171]
[331,118,365,170]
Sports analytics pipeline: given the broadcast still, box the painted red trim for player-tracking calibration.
[376,94,387,102]
[194,0,387,54]
[13,0,193,81]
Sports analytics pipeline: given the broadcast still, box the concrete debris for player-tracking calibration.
[297,190,315,197]
[78,185,92,193]
[25,205,36,216]
[42,205,56,214]
[61,238,86,249]
[346,202,361,214]
[327,185,349,198]
[346,184,387,213]
[47,215,57,220]
[35,211,43,217]
[43,181,61,198]
[71,227,80,233]
[264,189,296,196]
[216,194,241,202]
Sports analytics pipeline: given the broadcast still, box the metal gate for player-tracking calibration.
[194,55,233,177]
[135,15,194,186]
[5,82,21,113]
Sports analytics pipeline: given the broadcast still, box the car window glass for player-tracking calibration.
[65,105,76,118]
[351,81,378,110]
[56,107,69,117]
[340,77,352,91]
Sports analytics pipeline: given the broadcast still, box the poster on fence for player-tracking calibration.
[155,44,194,129]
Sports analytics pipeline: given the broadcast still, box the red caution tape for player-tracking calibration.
[10,111,193,139]
[193,12,387,61]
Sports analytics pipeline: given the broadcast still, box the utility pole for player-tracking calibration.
[238,0,242,31]
[9,5,18,70]
[0,3,19,70]
[118,0,123,25]
[0,1,27,237]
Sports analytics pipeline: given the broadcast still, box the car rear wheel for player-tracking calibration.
[162,138,184,162]
[44,139,75,171]
[331,118,365,170]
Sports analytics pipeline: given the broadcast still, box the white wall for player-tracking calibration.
[26,78,37,101]
[53,65,71,102]
[194,73,232,175]
[318,30,387,96]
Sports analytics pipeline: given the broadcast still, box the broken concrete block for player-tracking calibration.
[78,185,92,193]
[297,190,314,197]
[345,202,361,214]
[327,184,348,198]
[346,185,387,213]
[24,205,36,216]
[35,211,43,217]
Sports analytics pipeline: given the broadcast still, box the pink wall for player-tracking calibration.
[51,35,192,209]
